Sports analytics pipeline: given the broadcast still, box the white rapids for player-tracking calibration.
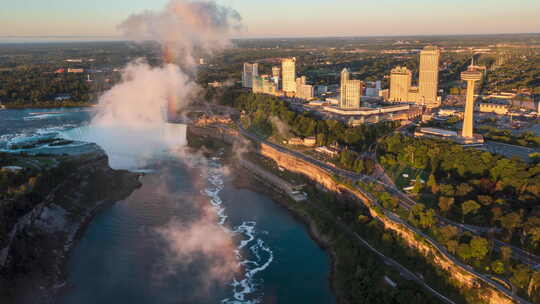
[203,156,274,304]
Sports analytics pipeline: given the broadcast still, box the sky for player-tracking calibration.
[1,0,539,40]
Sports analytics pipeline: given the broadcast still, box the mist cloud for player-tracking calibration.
[269,116,291,138]
[84,0,242,170]
[155,202,239,288]
[95,1,244,290]
[94,0,241,129]
[93,60,200,128]
[118,0,241,67]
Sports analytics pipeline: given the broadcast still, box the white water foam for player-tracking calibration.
[202,156,274,304]
[23,113,66,121]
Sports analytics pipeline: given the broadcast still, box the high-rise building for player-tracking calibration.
[243,63,259,88]
[339,68,362,109]
[389,66,413,102]
[282,58,297,94]
[253,75,279,96]
[271,66,281,86]
[418,45,441,107]
[461,65,483,139]
[296,76,315,100]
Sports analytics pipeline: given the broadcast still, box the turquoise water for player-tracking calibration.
[0,108,334,303]
[60,159,334,304]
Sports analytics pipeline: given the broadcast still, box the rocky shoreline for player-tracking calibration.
[0,151,141,304]
[189,124,341,303]
[231,164,340,303]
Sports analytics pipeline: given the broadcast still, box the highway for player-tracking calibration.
[235,124,536,303]
[483,141,538,163]
[300,182,457,304]
[240,124,540,268]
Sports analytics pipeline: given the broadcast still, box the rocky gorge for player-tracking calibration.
[0,150,141,304]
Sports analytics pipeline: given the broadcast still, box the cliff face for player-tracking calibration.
[0,151,141,304]
[187,124,239,145]
[259,144,342,193]
[259,142,514,304]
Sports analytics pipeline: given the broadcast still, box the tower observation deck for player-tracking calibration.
[461,65,483,139]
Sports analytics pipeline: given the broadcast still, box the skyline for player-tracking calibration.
[1,0,540,41]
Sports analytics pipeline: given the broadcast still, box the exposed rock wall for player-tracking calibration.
[0,152,141,304]
[187,124,239,145]
[259,142,515,304]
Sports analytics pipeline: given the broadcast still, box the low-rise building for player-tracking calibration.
[415,127,457,138]
[287,136,317,147]
[315,146,340,158]
[323,104,410,116]
[476,102,509,115]
[320,104,417,126]
[415,127,484,145]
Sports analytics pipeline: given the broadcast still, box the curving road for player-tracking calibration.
[235,124,535,304]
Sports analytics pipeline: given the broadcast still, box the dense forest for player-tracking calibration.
[378,134,540,246]
[376,135,540,300]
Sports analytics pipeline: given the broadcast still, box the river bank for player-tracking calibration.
[0,151,141,304]
[187,123,476,303]
[187,127,338,302]
[189,126,444,303]
[232,166,340,301]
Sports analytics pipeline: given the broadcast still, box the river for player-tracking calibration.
[0,107,334,304]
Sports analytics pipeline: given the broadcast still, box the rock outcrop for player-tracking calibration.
[259,142,515,304]
[0,151,141,304]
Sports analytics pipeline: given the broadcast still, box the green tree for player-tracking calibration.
[447,240,459,254]
[438,196,455,214]
[439,225,459,243]
[438,184,455,197]
[524,217,540,246]
[419,208,436,229]
[462,200,481,220]
[477,195,494,206]
[510,264,532,290]
[491,260,505,275]
[457,243,472,261]
[500,212,522,235]
[456,183,473,197]
[427,173,438,193]
[411,176,423,194]
[469,236,490,260]
[379,192,398,210]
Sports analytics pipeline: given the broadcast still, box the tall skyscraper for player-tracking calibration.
[389,66,412,102]
[243,63,259,88]
[282,58,297,94]
[418,45,441,107]
[461,64,483,139]
[339,68,362,109]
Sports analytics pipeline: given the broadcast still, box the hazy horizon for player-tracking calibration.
[2,0,540,41]
[1,32,540,44]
